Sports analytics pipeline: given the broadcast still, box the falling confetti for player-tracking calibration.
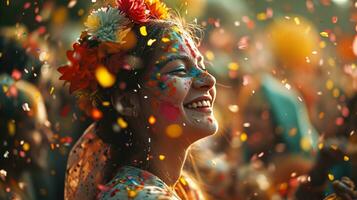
[95,66,116,88]
[165,124,182,138]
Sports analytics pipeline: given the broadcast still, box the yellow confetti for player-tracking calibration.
[2,85,8,93]
[318,143,324,150]
[95,66,116,88]
[166,124,182,138]
[300,136,312,151]
[228,62,239,71]
[148,115,156,125]
[240,132,248,142]
[320,32,329,37]
[102,101,110,106]
[127,189,137,198]
[257,13,267,21]
[8,120,15,136]
[344,155,349,161]
[159,154,165,160]
[326,79,334,90]
[117,117,128,129]
[319,41,326,49]
[147,38,156,46]
[328,173,334,181]
[140,26,147,36]
[50,86,55,95]
[332,88,340,98]
[161,37,170,42]
[22,142,30,151]
[205,50,215,61]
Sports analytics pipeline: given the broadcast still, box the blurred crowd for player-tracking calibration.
[1,0,357,199]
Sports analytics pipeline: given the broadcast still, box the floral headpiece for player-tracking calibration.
[58,0,170,95]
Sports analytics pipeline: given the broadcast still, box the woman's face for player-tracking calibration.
[138,27,218,144]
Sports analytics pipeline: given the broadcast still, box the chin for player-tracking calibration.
[186,115,219,143]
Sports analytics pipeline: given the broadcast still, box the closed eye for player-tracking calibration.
[167,65,187,75]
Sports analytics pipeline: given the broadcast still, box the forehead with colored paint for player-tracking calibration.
[144,26,205,80]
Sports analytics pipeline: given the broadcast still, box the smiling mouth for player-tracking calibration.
[184,97,213,113]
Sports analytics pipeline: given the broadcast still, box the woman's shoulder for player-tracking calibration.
[98,166,181,200]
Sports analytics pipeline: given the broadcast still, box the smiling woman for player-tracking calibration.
[59,0,217,199]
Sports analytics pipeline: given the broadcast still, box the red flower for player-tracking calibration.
[117,0,149,23]
[58,43,100,93]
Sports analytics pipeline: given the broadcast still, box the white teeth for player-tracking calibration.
[186,100,212,109]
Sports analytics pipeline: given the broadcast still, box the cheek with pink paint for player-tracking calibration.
[159,101,181,121]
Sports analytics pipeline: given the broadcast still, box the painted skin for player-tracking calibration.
[139,28,218,144]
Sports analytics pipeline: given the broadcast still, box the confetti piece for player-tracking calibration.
[102,101,110,106]
[228,105,239,113]
[165,124,182,138]
[91,109,103,120]
[22,103,31,111]
[328,173,334,181]
[127,189,137,198]
[161,37,170,42]
[240,132,248,142]
[320,32,329,37]
[318,143,324,150]
[8,120,15,136]
[228,62,239,71]
[148,115,156,124]
[344,155,349,161]
[147,38,156,46]
[68,0,77,8]
[332,16,338,23]
[0,169,7,179]
[95,66,116,88]
[50,86,55,95]
[243,122,250,127]
[159,154,165,160]
[22,142,30,151]
[140,26,147,36]
[326,79,334,90]
[205,50,214,61]
[11,69,22,80]
[117,117,128,129]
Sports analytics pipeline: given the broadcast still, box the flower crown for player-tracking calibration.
[58,0,170,95]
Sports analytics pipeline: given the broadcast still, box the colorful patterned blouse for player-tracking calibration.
[98,166,181,200]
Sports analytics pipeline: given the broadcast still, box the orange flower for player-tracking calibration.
[145,0,169,19]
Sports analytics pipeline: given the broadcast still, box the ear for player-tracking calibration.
[111,92,140,118]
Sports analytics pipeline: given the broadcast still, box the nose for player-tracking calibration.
[192,70,216,90]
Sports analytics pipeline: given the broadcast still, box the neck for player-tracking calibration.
[147,139,189,187]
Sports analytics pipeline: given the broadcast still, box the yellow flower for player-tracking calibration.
[84,14,100,32]
[145,0,169,19]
